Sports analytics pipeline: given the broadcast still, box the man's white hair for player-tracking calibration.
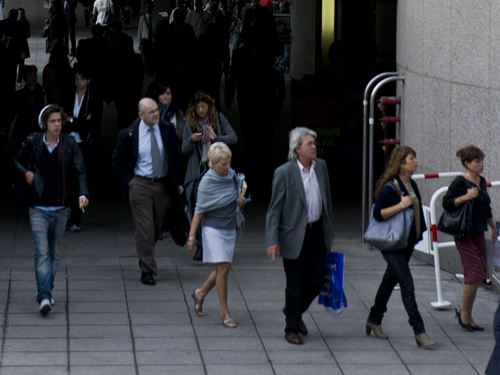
[288,127,317,161]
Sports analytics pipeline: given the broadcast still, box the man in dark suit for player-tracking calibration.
[266,127,334,345]
[112,98,183,285]
[12,65,45,150]
[152,6,196,112]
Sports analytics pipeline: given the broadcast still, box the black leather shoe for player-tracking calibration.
[285,333,303,345]
[282,307,308,335]
[298,319,308,335]
[141,272,155,285]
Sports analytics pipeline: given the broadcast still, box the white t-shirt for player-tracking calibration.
[94,0,113,25]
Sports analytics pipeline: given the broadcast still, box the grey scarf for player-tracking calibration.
[195,168,245,236]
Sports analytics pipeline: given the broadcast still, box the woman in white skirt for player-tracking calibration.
[187,142,246,328]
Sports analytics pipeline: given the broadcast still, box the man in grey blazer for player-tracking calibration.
[266,127,334,345]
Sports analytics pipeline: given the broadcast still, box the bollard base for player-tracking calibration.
[430,300,452,310]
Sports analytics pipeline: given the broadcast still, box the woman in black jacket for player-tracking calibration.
[62,64,97,232]
[366,146,435,348]
[145,81,185,143]
[442,145,497,331]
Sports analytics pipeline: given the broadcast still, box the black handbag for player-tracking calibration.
[165,198,190,246]
[192,245,203,261]
[438,201,473,238]
[438,178,473,238]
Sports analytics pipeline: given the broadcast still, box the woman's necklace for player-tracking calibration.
[398,175,415,197]
[399,175,410,191]
[464,171,480,186]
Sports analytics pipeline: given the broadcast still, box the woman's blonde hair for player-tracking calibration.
[208,142,232,168]
[374,145,416,197]
[185,90,217,130]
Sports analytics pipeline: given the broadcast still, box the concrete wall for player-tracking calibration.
[397,0,500,273]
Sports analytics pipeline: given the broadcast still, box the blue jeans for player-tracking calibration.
[280,43,290,70]
[368,246,425,335]
[29,207,68,303]
[232,33,241,51]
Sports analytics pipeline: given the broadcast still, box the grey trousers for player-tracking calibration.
[128,176,171,275]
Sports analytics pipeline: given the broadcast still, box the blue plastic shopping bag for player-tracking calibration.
[318,252,347,317]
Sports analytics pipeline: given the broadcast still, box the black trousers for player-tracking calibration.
[283,222,326,334]
[367,245,425,335]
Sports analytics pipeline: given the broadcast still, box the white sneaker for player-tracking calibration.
[70,225,81,232]
[39,299,51,315]
[50,298,55,306]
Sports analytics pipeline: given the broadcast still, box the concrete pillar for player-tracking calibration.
[375,0,397,70]
[290,0,321,80]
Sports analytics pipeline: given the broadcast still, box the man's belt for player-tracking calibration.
[136,175,167,182]
[306,218,323,229]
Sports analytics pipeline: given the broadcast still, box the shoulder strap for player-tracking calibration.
[389,179,401,196]
[217,112,225,135]
[460,175,472,188]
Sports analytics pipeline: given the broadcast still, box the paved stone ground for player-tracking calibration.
[1,1,499,374]
[1,196,499,375]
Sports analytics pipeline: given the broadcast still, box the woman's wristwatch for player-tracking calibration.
[187,237,196,244]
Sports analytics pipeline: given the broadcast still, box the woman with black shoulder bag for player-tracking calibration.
[442,145,497,332]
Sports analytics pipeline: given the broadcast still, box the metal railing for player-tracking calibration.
[361,72,404,239]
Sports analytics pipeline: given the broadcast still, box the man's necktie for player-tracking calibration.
[149,127,163,177]
[146,14,153,41]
